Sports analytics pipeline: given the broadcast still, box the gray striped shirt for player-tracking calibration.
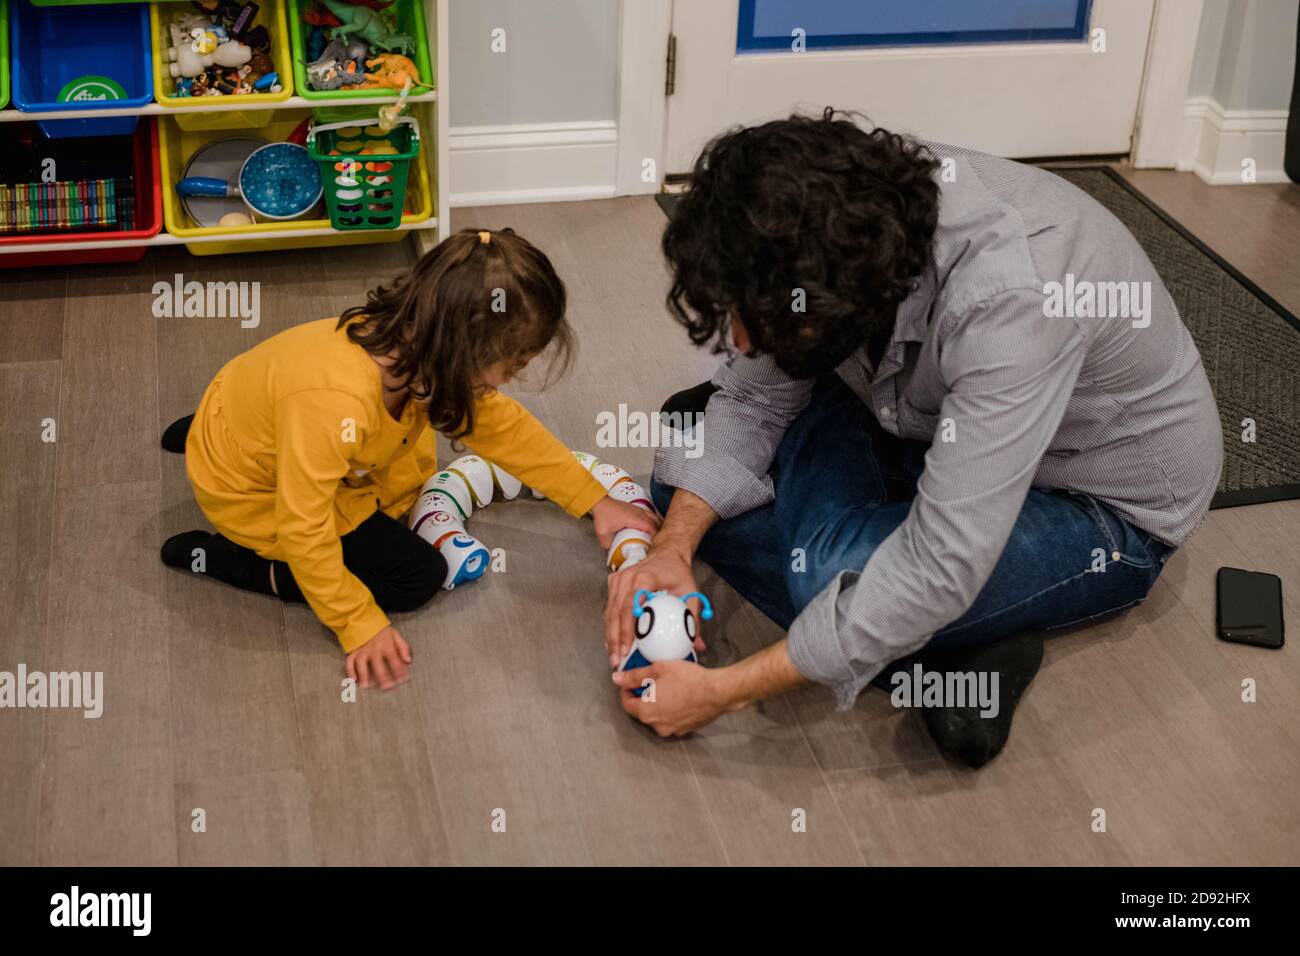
[654,143,1223,707]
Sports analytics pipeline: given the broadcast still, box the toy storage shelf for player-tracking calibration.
[0,215,439,253]
[0,91,437,123]
[0,0,451,261]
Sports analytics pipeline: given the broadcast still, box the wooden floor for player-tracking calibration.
[2,172,1298,866]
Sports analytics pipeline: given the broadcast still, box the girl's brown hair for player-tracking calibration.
[338,227,572,439]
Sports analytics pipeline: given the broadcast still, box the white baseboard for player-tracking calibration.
[449,120,619,207]
[1178,96,1290,185]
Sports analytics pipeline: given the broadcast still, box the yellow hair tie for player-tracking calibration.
[478,230,491,245]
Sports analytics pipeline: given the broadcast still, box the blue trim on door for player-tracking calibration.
[736,0,1092,53]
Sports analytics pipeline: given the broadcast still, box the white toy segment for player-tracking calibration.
[590,462,632,490]
[412,508,465,542]
[436,533,490,589]
[605,479,655,512]
[571,450,601,472]
[447,455,495,508]
[488,462,523,500]
[421,470,473,519]
[607,527,652,571]
[409,490,459,529]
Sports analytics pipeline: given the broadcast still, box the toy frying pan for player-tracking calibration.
[178,137,265,228]
[177,141,322,222]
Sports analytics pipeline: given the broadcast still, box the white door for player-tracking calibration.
[664,0,1154,174]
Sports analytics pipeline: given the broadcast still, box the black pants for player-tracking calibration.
[257,510,446,614]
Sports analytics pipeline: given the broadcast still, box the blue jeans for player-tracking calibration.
[651,377,1174,671]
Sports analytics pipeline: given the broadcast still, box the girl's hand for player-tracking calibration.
[346,625,413,690]
[589,496,661,549]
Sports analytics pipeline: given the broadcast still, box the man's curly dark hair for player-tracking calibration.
[662,109,941,379]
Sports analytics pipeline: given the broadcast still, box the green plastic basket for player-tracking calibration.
[306,116,420,231]
[289,0,432,100]
[0,0,8,111]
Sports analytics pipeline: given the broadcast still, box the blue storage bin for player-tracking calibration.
[9,0,153,138]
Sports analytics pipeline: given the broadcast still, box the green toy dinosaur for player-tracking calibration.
[318,0,416,56]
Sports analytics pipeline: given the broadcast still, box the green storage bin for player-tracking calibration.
[289,0,432,100]
[307,115,419,231]
[0,0,8,111]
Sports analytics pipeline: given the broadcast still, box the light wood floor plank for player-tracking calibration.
[175,770,317,866]
[54,266,160,490]
[0,268,66,363]
[38,480,176,865]
[0,361,60,864]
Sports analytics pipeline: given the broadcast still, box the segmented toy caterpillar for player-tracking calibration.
[408,450,657,589]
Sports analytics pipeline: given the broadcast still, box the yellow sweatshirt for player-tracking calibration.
[185,317,607,651]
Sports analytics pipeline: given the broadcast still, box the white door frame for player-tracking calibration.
[1132,0,1206,168]
[616,0,1207,186]
[616,0,673,195]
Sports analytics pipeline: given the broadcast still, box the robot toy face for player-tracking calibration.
[626,590,713,666]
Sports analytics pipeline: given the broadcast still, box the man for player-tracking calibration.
[603,111,1222,767]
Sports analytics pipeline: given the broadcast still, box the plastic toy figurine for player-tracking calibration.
[361,53,427,91]
[169,18,251,77]
[619,590,711,695]
[307,38,371,90]
[307,57,367,91]
[319,0,416,55]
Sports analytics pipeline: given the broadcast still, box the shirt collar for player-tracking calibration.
[892,258,937,346]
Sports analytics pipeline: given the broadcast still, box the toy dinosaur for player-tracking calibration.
[307,55,367,90]
[361,53,426,90]
[318,0,415,56]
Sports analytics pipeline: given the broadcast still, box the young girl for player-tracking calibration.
[161,228,659,689]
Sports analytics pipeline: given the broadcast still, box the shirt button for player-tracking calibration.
[880,406,894,419]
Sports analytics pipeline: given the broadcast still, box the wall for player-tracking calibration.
[448,0,623,206]
[1183,0,1297,183]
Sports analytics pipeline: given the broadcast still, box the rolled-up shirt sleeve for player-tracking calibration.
[654,352,814,519]
[787,290,1088,708]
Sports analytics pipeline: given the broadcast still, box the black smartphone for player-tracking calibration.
[1216,567,1285,649]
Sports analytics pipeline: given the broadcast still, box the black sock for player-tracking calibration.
[161,415,194,453]
[161,531,276,597]
[917,630,1045,769]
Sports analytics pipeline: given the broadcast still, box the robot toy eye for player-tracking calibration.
[635,608,655,638]
[684,609,696,640]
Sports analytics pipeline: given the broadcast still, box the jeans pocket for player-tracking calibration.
[1064,490,1155,571]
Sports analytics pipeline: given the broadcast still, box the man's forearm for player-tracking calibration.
[715,639,809,711]
[651,488,720,561]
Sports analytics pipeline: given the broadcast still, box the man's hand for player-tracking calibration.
[345,625,412,690]
[604,546,702,667]
[616,640,810,736]
[613,660,738,736]
[589,496,661,549]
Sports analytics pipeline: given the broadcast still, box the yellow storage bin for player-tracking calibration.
[159,111,433,256]
[151,0,294,131]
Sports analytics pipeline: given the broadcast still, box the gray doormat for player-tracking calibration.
[655,170,1300,507]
